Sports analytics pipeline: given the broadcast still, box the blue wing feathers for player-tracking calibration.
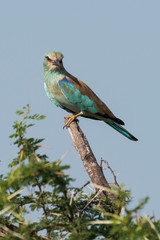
[58,77,97,113]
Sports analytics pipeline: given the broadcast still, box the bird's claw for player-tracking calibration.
[63,115,77,129]
[63,113,82,129]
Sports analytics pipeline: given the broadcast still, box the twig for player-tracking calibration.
[153,211,156,222]
[30,184,33,197]
[69,180,90,206]
[100,158,119,187]
[63,190,74,222]
[69,191,75,206]
[136,209,141,225]
[56,152,68,166]
[19,145,24,166]
[34,152,40,162]
[38,184,46,199]
[73,180,90,197]
[37,181,47,220]
[78,190,102,216]
[36,180,50,240]
[34,144,51,149]
[54,172,69,176]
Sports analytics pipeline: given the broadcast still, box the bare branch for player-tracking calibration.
[65,119,116,201]
[100,158,119,187]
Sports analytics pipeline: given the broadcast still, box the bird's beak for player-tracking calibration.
[52,59,61,66]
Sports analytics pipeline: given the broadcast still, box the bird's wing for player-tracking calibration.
[58,77,98,113]
[58,74,124,125]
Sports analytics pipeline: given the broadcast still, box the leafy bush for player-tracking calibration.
[0,105,159,240]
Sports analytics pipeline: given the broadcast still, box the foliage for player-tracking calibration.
[0,105,159,239]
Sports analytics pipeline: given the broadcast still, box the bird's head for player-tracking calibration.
[43,51,64,71]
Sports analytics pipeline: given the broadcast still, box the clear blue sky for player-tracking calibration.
[1,1,160,218]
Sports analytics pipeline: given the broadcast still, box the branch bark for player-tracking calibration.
[66,119,116,201]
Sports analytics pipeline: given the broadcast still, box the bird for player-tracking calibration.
[43,51,138,141]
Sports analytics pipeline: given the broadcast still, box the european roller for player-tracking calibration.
[44,51,138,141]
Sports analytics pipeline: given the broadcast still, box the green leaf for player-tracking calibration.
[16,110,24,115]
[28,114,46,120]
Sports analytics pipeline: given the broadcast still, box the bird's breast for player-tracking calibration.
[45,77,81,113]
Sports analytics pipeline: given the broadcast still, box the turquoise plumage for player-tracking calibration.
[43,51,138,141]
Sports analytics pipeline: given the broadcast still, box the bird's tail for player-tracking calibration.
[105,119,138,141]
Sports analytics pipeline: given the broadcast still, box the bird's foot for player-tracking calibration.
[64,112,83,128]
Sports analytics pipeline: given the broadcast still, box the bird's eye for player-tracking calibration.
[59,60,62,64]
[45,56,52,62]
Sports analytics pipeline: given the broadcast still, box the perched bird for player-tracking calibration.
[44,51,138,141]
